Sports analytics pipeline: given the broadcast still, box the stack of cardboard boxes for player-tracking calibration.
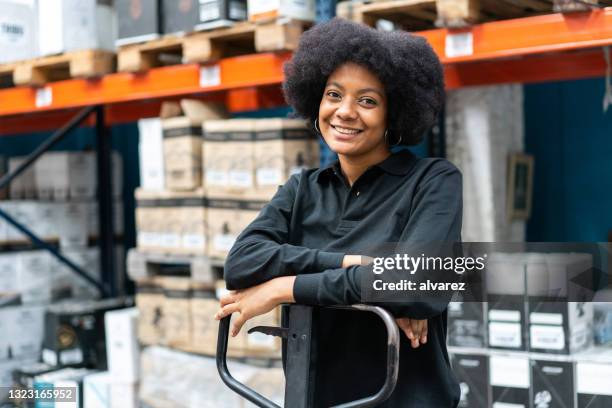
[133,99,319,359]
[0,0,116,64]
[448,250,607,407]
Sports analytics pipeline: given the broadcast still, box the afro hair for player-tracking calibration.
[282,18,445,146]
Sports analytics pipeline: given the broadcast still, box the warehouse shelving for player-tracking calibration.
[1,7,612,299]
[1,8,612,135]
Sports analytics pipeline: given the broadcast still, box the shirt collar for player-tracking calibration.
[315,149,417,182]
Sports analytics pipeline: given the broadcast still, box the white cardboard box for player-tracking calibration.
[0,0,37,64]
[37,0,116,57]
[104,308,139,382]
[8,157,36,199]
[0,304,45,360]
[58,201,89,248]
[138,118,165,190]
[0,253,18,294]
[83,371,138,408]
[16,250,55,304]
[247,0,315,22]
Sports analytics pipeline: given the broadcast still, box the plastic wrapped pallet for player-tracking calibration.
[140,346,284,408]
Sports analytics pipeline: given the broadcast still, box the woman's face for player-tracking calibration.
[318,62,388,158]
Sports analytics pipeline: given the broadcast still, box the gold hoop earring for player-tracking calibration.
[314,118,321,134]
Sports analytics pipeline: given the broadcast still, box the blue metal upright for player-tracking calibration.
[0,106,112,298]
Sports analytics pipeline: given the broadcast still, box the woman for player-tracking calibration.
[214,18,462,407]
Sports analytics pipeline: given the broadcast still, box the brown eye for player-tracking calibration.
[361,98,377,106]
[327,91,341,99]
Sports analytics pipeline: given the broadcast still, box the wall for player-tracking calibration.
[524,78,612,243]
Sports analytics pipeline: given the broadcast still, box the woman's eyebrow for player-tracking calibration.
[326,82,384,98]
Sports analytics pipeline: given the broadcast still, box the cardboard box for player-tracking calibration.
[195,0,248,31]
[37,0,116,57]
[163,100,227,191]
[0,305,45,360]
[58,201,89,248]
[116,0,161,46]
[35,152,97,200]
[448,300,487,348]
[576,349,612,407]
[0,253,18,295]
[0,0,37,64]
[8,156,36,199]
[486,253,528,351]
[161,0,199,34]
[135,188,207,255]
[33,367,95,408]
[450,352,489,408]
[531,358,574,408]
[247,0,315,22]
[135,278,165,346]
[253,118,318,195]
[528,253,594,354]
[138,118,165,191]
[206,195,266,259]
[203,119,257,196]
[160,277,193,349]
[104,308,139,382]
[190,289,221,355]
[17,250,62,304]
[489,353,530,407]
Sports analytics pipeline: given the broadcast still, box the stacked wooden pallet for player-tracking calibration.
[338,0,612,30]
[117,20,310,73]
[0,49,114,88]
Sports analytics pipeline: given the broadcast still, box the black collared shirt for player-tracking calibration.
[225,150,462,407]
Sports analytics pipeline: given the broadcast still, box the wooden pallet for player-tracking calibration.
[0,50,115,88]
[351,0,609,30]
[118,20,309,73]
[127,248,224,285]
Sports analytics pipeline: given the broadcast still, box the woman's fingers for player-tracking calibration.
[231,313,248,337]
[420,320,428,344]
[214,302,240,320]
[219,291,238,307]
[396,317,421,348]
[409,319,422,348]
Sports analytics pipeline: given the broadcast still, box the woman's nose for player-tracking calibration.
[335,100,358,120]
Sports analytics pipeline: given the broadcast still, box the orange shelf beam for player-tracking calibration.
[0,9,612,130]
[419,7,612,63]
[0,52,289,118]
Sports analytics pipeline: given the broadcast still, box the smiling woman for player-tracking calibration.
[215,17,462,408]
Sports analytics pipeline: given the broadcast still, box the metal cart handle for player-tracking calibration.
[216,304,400,408]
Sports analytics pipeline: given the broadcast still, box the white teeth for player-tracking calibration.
[333,126,361,135]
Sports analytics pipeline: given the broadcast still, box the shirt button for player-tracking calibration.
[356,191,360,196]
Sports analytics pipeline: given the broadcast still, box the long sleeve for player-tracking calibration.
[292,160,463,319]
[224,173,345,290]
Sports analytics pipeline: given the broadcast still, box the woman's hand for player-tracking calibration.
[396,318,427,348]
[214,276,296,337]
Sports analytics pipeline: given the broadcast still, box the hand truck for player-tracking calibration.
[217,304,400,408]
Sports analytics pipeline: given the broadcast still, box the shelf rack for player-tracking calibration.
[1,8,611,135]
